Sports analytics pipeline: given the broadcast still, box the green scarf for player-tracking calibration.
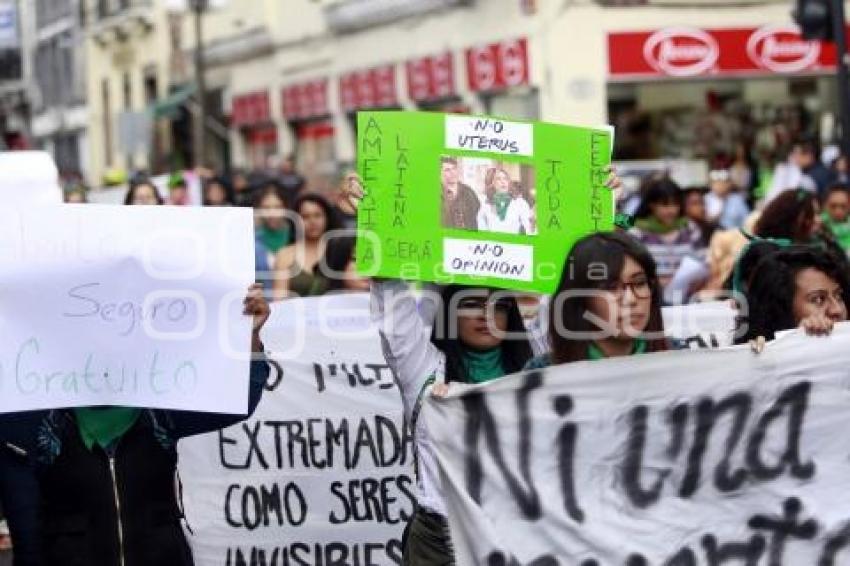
[492,192,512,221]
[465,348,505,384]
[74,407,141,451]
[587,338,648,361]
[258,226,291,254]
[635,217,687,235]
[823,213,850,253]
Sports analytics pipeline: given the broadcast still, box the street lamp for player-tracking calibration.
[191,0,207,168]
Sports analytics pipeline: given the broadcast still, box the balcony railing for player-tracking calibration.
[94,0,152,21]
[87,0,154,44]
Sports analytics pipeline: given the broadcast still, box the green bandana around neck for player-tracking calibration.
[587,338,648,361]
[74,407,141,451]
[492,192,512,221]
[636,216,687,235]
[258,225,291,254]
[464,348,505,384]
[823,213,850,250]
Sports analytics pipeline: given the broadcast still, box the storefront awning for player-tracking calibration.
[150,85,196,119]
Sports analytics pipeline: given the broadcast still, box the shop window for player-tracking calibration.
[484,89,539,121]
[123,72,132,110]
[417,98,470,114]
[102,78,113,166]
[143,67,158,105]
[790,79,818,98]
[244,126,278,170]
[294,121,336,194]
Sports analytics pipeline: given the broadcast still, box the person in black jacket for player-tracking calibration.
[0,412,44,566]
[2,284,271,566]
[440,157,480,231]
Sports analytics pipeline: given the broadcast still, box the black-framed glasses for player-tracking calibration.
[457,297,513,316]
[598,277,652,300]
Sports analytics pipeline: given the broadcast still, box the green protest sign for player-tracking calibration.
[355,111,613,293]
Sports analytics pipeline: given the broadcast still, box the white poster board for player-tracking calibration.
[0,152,62,206]
[662,300,737,349]
[423,323,850,565]
[0,204,255,413]
[178,294,414,566]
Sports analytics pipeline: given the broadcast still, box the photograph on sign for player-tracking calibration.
[440,156,536,236]
[355,111,613,293]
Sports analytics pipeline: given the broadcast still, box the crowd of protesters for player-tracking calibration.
[623,137,850,306]
[1,134,848,566]
[340,140,850,563]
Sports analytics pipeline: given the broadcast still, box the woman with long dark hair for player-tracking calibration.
[629,178,705,288]
[123,179,163,206]
[755,189,821,244]
[254,183,293,265]
[736,246,849,343]
[372,278,533,564]
[754,188,849,270]
[528,231,667,368]
[202,176,234,206]
[272,193,341,299]
[312,235,370,294]
[345,168,621,565]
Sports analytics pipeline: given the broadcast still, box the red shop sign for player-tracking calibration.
[282,79,329,121]
[406,52,456,102]
[608,24,840,80]
[339,65,398,112]
[230,91,272,127]
[466,38,529,92]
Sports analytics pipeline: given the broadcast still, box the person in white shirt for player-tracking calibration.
[704,168,750,230]
[477,167,536,235]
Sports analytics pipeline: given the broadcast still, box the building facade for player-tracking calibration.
[179,0,848,194]
[547,0,850,164]
[182,0,541,192]
[31,0,88,181]
[0,0,36,152]
[8,0,842,188]
[83,0,174,185]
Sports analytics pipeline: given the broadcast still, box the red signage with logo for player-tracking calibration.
[339,65,398,112]
[231,91,272,127]
[466,38,529,92]
[282,79,329,121]
[608,24,841,80]
[406,52,456,102]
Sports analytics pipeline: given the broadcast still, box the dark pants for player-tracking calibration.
[402,508,454,566]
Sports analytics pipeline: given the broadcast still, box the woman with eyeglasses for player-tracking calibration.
[527,231,668,368]
[735,245,849,344]
[372,279,533,564]
[344,168,621,565]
